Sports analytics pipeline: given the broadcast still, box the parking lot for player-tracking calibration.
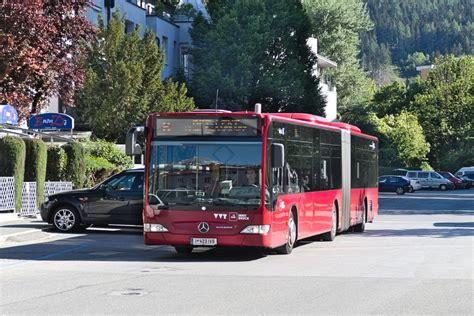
[0,189,473,315]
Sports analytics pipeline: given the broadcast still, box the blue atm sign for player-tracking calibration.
[29,113,74,130]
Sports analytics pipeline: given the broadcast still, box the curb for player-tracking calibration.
[0,229,53,245]
[0,212,39,224]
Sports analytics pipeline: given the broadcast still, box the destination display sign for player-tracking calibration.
[154,116,259,137]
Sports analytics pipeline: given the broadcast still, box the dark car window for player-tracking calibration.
[438,172,449,178]
[407,172,417,178]
[108,174,137,191]
[388,177,400,183]
[131,173,144,192]
[418,172,429,178]
[379,176,387,183]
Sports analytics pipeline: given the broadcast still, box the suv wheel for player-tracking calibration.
[439,184,447,191]
[52,206,81,232]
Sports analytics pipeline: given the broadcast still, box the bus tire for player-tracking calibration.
[174,246,193,254]
[321,204,337,241]
[276,210,297,254]
[353,201,366,233]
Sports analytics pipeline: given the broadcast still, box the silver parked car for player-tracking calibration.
[405,171,454,191]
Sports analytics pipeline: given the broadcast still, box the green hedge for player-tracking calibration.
[24,139,47,206]
[82,139,132,170]
[0,136,26,212]
[62,142,86,188]
[84,156,119,187]
[46,146,68,181]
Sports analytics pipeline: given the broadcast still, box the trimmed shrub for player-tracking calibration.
[84,156,119,187]
[46,146,68,181]
[82,139,132,170]
[62,142,86,188]
[24,139,47,206]
[0,136,26,212]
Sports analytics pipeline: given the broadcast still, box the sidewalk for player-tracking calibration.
[0,211,51,244]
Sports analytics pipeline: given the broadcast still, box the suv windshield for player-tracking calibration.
[148,140,262,211]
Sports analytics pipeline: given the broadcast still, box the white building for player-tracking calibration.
[46,0,206,113]
[307,38,338,121]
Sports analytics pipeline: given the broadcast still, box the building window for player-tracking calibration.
[181,46,191,78]
[162,36,168,65]
[125,20,134,33]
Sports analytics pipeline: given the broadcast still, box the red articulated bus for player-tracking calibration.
[126,107,378,255]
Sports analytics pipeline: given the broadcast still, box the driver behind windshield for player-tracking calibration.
[244,169,259,187]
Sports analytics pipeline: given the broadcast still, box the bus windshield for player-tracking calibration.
[148,140,262,211]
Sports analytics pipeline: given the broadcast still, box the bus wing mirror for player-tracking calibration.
[271,143,285,168]
[126,126,145,156]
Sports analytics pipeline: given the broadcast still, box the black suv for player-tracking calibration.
[40,169,144,232]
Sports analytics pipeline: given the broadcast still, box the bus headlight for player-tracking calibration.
[240,225,270,235]
[144,223,169,232]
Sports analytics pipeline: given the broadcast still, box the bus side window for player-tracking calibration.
[320,158,331,190]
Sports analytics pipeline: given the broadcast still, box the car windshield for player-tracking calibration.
[148,140,262,211]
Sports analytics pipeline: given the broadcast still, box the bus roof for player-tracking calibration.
[148,111,376,140]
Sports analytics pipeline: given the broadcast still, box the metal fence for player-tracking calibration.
[45,182,73,198]
[21,182,37,217]
[0,177,15,211]
[0,177,73,217]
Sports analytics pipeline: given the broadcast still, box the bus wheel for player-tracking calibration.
[353,203,366,233]
[174,246,193,254]
[277,211,297,254]
[321,204,337,241]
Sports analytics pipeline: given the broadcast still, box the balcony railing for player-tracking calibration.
[126,0,155,15]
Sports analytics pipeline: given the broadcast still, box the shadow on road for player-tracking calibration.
[433,222,474,228]
[0,229,267,264]
[361,228,473,238]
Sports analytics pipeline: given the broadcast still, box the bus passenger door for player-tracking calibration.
[341,130,351,232]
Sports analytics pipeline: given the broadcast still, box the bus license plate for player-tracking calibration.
[191,238,217,246]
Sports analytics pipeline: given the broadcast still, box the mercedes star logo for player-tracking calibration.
[198,222,210,233]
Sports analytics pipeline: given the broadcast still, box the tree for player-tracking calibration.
[363,0,473,65]
[369,81,423,117]
[74,13,194,141]
[0,0,94,121]
[190,0,325,114]
[368,111,430,169]
[400,51,430,78]
[302,0,374,112]
[409,55,474,169]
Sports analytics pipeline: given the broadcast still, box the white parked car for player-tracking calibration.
[455,166,474,177]
[405,170,455,191]
[406,177,422,192]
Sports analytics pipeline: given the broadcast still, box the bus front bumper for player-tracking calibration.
[144,232,271,248]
